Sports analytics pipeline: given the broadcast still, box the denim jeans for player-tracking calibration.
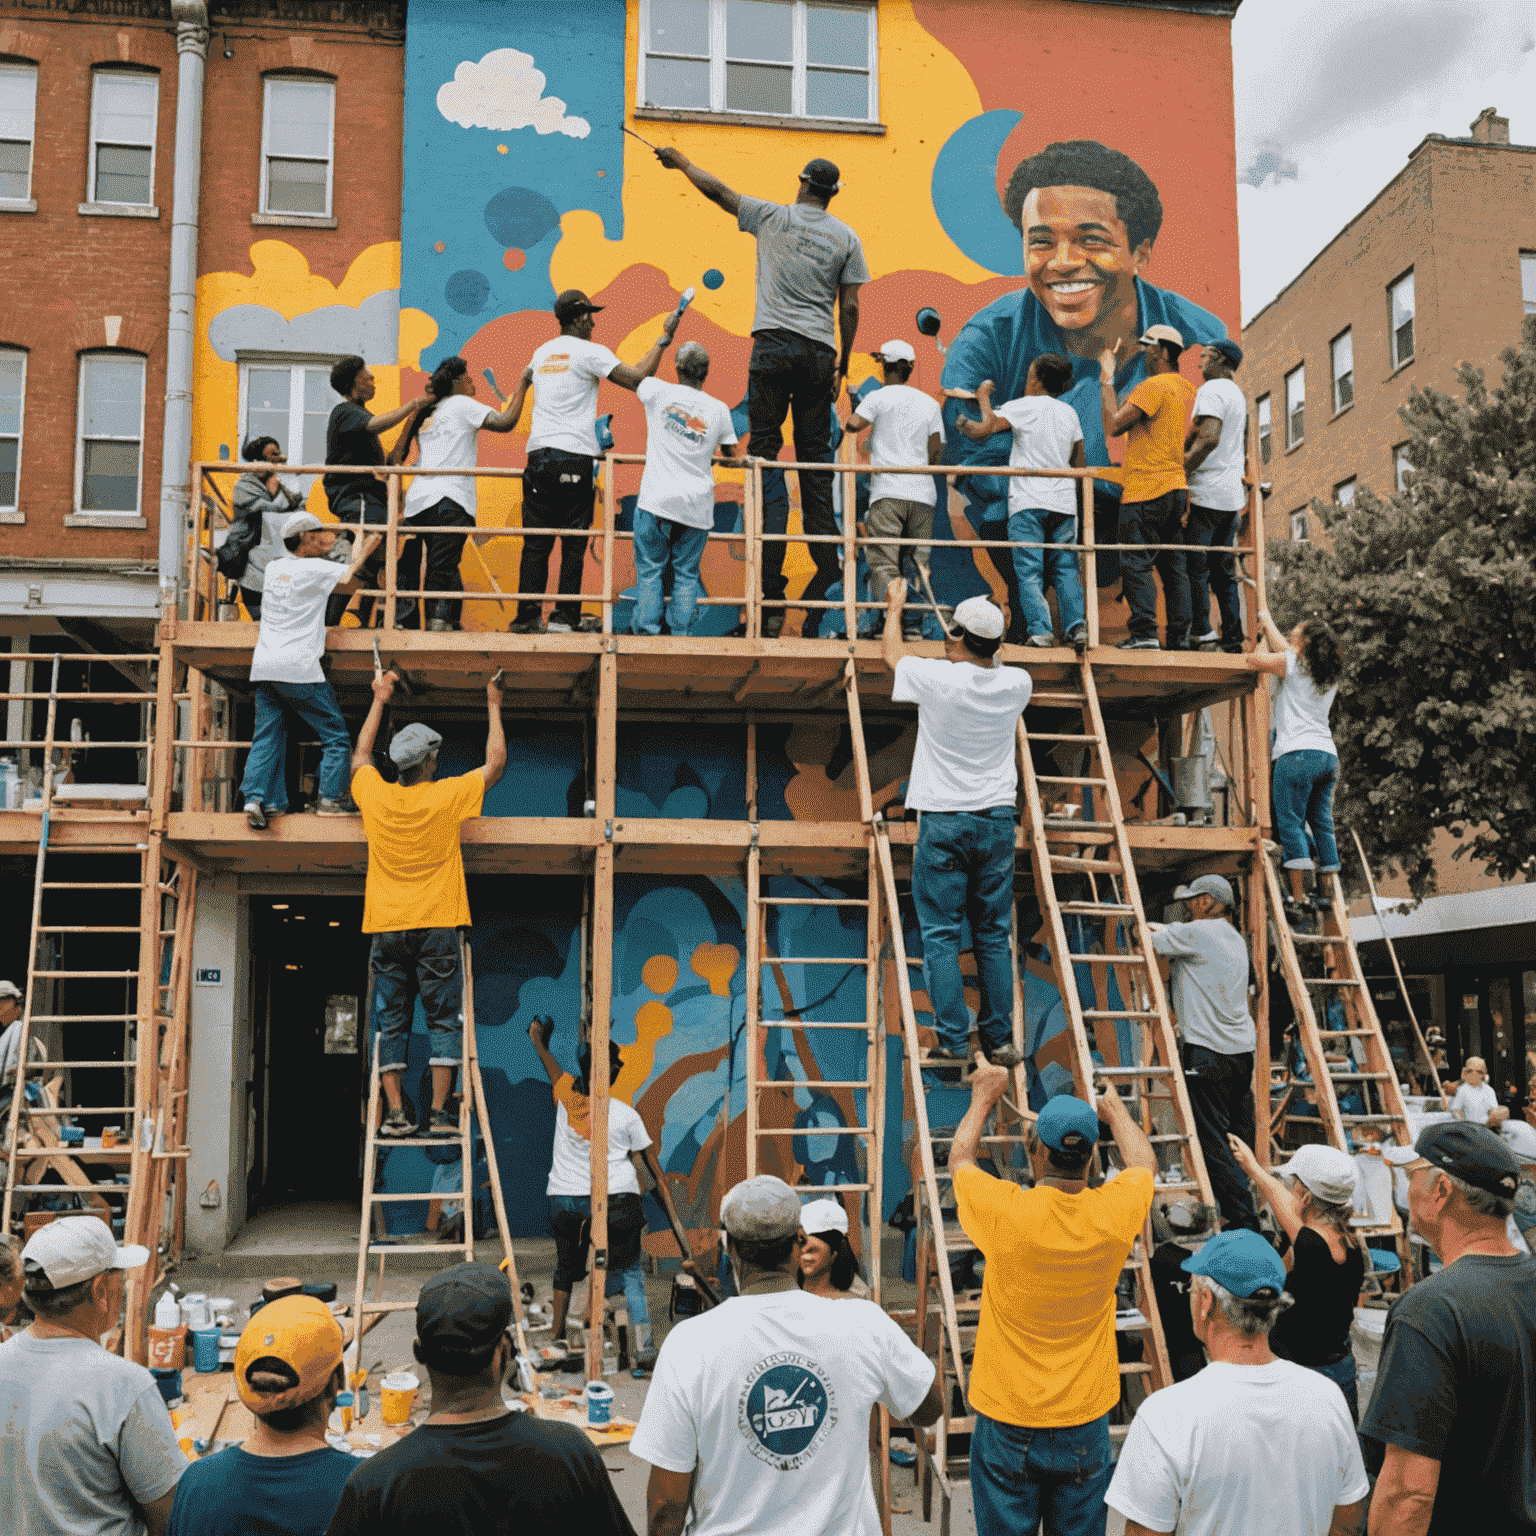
[398,497,476,628]
[1312,1350,1359,1423]
[1118,489,1191,643]
[1272,749,1340,871]
[1008,507,1085,639]
[970,1411,1113,1536]
[606,1261,654,1353]
[631,507,709,635]
[517,449,596,627]
[911,807,1016,1056]
[1186,502,1244,648]
[370,926,464,1069]
[1181,1044,1260,1230]
[239,679,351,811]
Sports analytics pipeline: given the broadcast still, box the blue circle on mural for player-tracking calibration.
[445,270,491,314]
[739,1353,835,1469]
[702,268,724,290]
[483,187,560,249]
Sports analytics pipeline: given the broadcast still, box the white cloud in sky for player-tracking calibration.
[437,48,591,138]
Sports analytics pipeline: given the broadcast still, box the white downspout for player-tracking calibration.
[157,0,209,613]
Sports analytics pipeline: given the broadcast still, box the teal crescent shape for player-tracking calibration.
[931,109,1026,276]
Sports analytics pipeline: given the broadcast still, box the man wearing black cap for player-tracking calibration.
[656,148,869,637]
[1361,1124,1536,1536]
[325,1263,634,1536]
[511,291,681,634]
[1183,339,1249,653]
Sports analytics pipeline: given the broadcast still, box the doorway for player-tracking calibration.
[1448,967,1533,1113]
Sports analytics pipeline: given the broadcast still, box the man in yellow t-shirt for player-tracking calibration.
[952,1060,1156,1536]
[1098,323,1197,651]
[349,669,506,1137]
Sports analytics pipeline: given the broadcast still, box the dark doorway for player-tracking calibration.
[1448,967,1531,1113]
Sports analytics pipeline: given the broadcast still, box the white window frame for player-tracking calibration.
[1285,365,1305,449]
[638,0,879,124]
[260,76,335,218]
[1331,328,1353,414]
[0,345,25,512]
[237,355,343,470]
[88,68,158,208]
[1389,270,1415,369]
[1290,509,1309,542]
[1256,394,1271,464]
[0,62,38,206]
[1521,251,1536,316]
[1335,477,1356,506]
[1394,444,1412,494]
[75,351,147,517]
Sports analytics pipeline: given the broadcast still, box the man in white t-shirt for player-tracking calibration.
[1183,340,1248,653]
[882,589,1032,1065]
[632,1175,940,1536]
[1451,1056,1508,1128]
[241,511,378,829]
[843,339,945,641]
[630,342,741,637]
[956,353,1088,651]
[1107,1229,1368,1536]
[511,289,681,635]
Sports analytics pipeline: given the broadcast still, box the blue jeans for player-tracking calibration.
[240,679,351,811]
[1272,749,1340,871]
[1008,507,1085,639]
[911,807,1016,1055]
[970,1411,1112,1536]
[632,507,709,635]
[1187,503,1243,648]
[1312,1351,1359,1423]
[370,926,464,1068]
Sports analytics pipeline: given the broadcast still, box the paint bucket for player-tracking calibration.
[191,1327,222,1373]
[380,1370,419,1425]
[180,1293,211,1331]
[147,1325,186,1370]
[585,1380,613,1426]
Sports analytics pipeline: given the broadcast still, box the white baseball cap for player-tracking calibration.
[22,1216,149,1289]
[872,339,916,364]
[0,979,21,1001]
[952,595,1006,641]
[1273,1143,1360,1206]
[798,1197,849,1236]
[280,510,323,540]
[1502,1119,1536,1165]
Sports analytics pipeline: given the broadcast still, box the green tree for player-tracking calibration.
[1266,315,1536,897]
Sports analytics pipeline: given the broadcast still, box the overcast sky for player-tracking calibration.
[1232,0,1536,323]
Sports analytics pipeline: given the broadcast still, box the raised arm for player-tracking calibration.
[655,146,742,217]
[954,379,1013,443]
[1096,1082,1158,1176]
[1257,606,1289,652]
[526,1015,562,1086]
[950,1057,1011,1176]
[364,395,431,435]
[836,284,861,390]
[880,578,918,674]
[333,532,382,596]
[351,669,396,775]
[484,366,534,432]
[1098,344,1144,440]
[1228,1134,1304,1240]
[482,670,506,788]
[1243,607,1290,674]
[608,309,683,392]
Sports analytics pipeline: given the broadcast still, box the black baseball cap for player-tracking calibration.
[553,289,604,323]
[415,1263,513,1373]
[1383,1121,1521,1200]
[800,158,841,192]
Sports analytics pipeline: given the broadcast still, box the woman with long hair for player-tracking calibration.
[796,1198,867,1298]
[1246,608,1346,920]
[230,435,305,617]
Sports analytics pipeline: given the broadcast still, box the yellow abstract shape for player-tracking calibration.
[618,997,675,1104]
[690,942,739,997]
[642,954,680,994]
[399,307,439,373]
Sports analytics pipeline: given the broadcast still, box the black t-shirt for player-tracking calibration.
[1269,1226,1365,1367]
[323,399,385,503]
[324,1411,635,1536]
[1360,1252,1536,1535]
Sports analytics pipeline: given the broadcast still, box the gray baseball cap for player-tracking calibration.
[388,722,443,770]
[0,980,21,1001]
[1173,874,1234,907]
[720,1176,803,1241]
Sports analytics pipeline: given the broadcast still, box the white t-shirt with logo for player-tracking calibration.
[856,384,945,508]
[1187,377,1248,513]
[635,378,738,529]
[1107,1359,1368,1536]
[630,1287,934,1536]
[528,337,622,457]
[545,1074,651,1198]
[402,394,495,520]
[892,656,1033,811]
[1270,649,1338,760]
[994,395,1085,518]
[250,556,348,684]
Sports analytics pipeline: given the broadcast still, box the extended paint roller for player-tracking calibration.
[622,125,661,151]
[669,286,696,326]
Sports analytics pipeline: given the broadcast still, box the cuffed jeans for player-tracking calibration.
[399,497,476,628]
[632,507,708,636]
[1009,507,1085,640]
[370,926,464,1069]
[517,449,596,627]
[1187,503,1244,649]
[1181,1043,1260,1230]
[240,679,351,811]
[970,1411,1113,1536]
[1272,749,1340,871]
[1118,489,1191,644]
[912,807,1016,1056]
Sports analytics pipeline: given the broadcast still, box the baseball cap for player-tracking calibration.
[280,510,322,541]
[798,1197,849,1236]
[1173,874,1234,907]
[720,1175,803,1241]
[1209,338,1244,367]
[1383,1121,1521,1199]
[952,595,1005,642]
[553,288,604,323]
[234,1294,345,1413]
[0,979,20,1001]
[1036,1093,1101,1155]
[388,721,443,770]
[1139,324,1185,349]
[872,339,917,364]
[415,1262,514,1373]
[1273,1143,1359,1207]
[800,158,841,191]
[1181,1228,1286,1299]
[21,1216,149,1290]
[1501,1119,1536,1164]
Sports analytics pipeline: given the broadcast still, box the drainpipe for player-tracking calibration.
[157,0,209,613]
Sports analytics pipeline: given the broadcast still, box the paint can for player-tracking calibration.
[147,1325,186,1370]
[190,1328,222,1373]
[181,1293,211,1331]
[380,1370,419,1425]
[585,1379,613,1426]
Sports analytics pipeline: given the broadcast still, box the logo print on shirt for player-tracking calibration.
[663,404,708,444]
[737,1352,836,1470]
[538,353,571,374]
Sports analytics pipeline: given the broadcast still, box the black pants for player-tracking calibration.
[549,1191,645,1289]
[1118,489,1191,644]
[747,328,839,633]
[240,586,263,619]
[517,449,596,627]
[399,498,476,628]
[326,487,388,627]
[1186,503,1244,650]
[1181,1043,1260,1230]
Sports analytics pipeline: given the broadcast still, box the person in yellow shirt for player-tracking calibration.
[349,670,506,1137]
[1098,323,1197,651]
[952,1060,1156,1536]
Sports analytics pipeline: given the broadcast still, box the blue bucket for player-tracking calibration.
[191,1327,222,1373]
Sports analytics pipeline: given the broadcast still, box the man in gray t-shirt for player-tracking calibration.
[1148,873,1260,1231]
[657,149,870,637]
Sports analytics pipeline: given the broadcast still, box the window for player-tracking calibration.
[1522,252,1536,316]
[89,70,158,206]
[239,360,340,468]
[639,0,877,123]
[76,353,145,514]
[261,77,334,217]
[1290,509,1309,542]
[1256,394,1271,464]
[0,63,37,203]
[1331,329,1353,413]
[1389,270,1415,368]
[1335,477,1356,506]
[0,348,23,509]
[1285,365,1305,448]
[1394,443,1412,493]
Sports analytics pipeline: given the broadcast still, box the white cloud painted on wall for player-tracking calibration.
[436,49,591,138]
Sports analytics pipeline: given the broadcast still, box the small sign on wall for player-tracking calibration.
[195,968,223,986]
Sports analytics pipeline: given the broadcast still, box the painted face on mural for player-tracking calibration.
[1021,185,1151,347]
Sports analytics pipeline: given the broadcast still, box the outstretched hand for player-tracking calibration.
[969,1054,1011,1106]
[656,146,689,171]
[487,669,505,710]
[1098,340,1122,382]
[886,577,908,611]
[1227,1133,1258,1173]
[372,670,399,704]
[527,1015,554,1048]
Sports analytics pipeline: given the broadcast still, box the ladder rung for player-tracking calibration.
[1030,692,1087,708]
[1339,1115,1400,1124]
[21,1104,137,1114]
[1058,902,1135,915]
[1095,1066,1173,1077]
[929,1133,1030,1145]
[757,897,870,907]
[756,1126,872,1137]
[1066,954,1147,965]
[41,883,142,890]
[1147,1133,1191,1143]
[9,1182,130,1192]
[29,1015,138,1023]
[30,971,138,980]
[1046,819,1116,830]
[760,1020,872,1032]
[367,1242,469,1255]
[1036,775,1108,787]
[1050,856,1123,872]
[1082,1009,1161,1020]
[1303,977,1362,987]
[782,1182,873,1194]
[1288,933,1346,945]
[1027,733,1097,743]
[30,1060,137,1070]
[1330,1072,1393,1081]
[366,1190,468,1203]
[36,926,141,934]
[756,1079,873,1091]
[360,1300,419,1314]
[1317,1029,1376,1038]
[374,1135,464,1149]
[1119,1362,1154,1375]
[767,956,867,967]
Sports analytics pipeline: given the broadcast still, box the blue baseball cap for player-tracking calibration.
[1035,1094,1100,1155]
[1209,338,1244,367]
[1180,1229,1286,1299]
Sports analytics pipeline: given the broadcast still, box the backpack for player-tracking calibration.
[217,509,263,581]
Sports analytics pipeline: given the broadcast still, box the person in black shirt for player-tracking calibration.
[325,1262,633,1536]
[1363,1123,1535,1536]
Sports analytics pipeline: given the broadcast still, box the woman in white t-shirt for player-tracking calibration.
[1246,608,1345,921]
[1451,1056,1509,1128]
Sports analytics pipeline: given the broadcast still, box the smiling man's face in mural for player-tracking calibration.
[1021,184,1150,342]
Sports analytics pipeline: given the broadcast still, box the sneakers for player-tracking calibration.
[1116,636,1160,650]
[631,1348,658,1378]
[986,1044,1025,1069]
[761,612,785,639]
[545,617,574,634]
[314,798,353,816]
[244,802,269,831]
[428,1106,459,1135]
[1027,634,1055,648]
[1192,630,1220,645]
[509,614,543,635]
[1068,624,1090,654]
[427,618,454,632]
[378,1107,416,1138]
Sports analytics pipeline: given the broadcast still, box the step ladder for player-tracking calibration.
[350,937,526,1360]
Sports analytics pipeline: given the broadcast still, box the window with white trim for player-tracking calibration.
[76,353,145,514]
[0,347,24,509]
[640,0,877,123]
[1335,477,1356,507]
[1521,252,1536,316]
[261,77,334,217]
[1285,365,1305,448]
[1389,270,1415,368]
[1256,394,1271,464]
[1331,329,1353,413]
[0,63,37,202]
[239,359,341,468]
[1290,509,1309,542]
[89,70,158,206]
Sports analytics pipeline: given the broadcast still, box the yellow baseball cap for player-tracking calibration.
[234,1294,344,1413]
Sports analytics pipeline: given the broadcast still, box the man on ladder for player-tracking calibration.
[350,670,505,1137]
